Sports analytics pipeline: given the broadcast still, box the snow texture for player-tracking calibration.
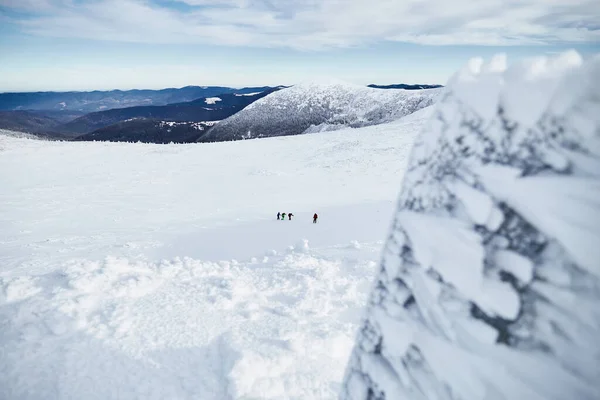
[234,92,262,97]
[341,51,600,400]
[200,82,440,142]
[204,97,222,105]
[158,120,219,131]
[0,107,431,399]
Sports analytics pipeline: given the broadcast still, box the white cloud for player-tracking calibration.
[3,0,600,48]
[0,0,66,11]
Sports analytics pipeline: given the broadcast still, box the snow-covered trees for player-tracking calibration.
[199,82,440,142]
[341,52,600,400]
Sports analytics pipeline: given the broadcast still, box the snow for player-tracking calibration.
[158,120,219,131]
[501,50,583,126]
[0,107,429,399]
[204,97,222,105]
[444,179,496,225]
[395,211,485,304]
[201,81,440,141]
[342,51,600,400]
[493,249,534,284]
[477,164,600,278]
[234,92,262,97]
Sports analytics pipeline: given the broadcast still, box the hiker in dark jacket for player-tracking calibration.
[288,213,294,220]
[277,212,281,220]
[313,213,318,223]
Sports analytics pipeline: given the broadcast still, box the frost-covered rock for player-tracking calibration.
[341,51,600,400]
[199,82,440,142]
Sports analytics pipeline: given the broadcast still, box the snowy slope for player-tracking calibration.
[0,107,431,399]
[199,82,440,142]
[341,51,600,399]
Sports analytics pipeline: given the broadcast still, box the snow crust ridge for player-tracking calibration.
[342,51,600,399]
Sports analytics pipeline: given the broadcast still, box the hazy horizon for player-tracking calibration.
[0,80,445,94]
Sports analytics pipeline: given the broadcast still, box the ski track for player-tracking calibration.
[0,108,429,399]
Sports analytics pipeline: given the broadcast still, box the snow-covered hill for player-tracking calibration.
[0,108,431,399]
[341,51,600,399]
[199,82,440,142]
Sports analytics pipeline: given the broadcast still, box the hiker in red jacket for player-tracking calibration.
[313,213,318,223]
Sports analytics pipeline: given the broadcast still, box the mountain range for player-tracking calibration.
[0,83,442,143]
[0,87,282,140]
[0,86,278,112]
[66,89,280,137]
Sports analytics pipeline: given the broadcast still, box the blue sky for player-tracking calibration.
[1,0,599,92]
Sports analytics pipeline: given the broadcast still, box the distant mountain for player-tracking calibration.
[0,111,73,139]
[199,82,442,142]
[368,83,443,90]
[0,83,440,143]
[74,119,218,144]
[28,109,86,123]
[0,86,277,113]
[73,88,283,142]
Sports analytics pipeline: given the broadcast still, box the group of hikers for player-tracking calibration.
[277,212,294,220]
[277,212,318,223]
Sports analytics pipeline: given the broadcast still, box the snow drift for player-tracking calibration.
[341,51,600,399]
[198,82,440,142]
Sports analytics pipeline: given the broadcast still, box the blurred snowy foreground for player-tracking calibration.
[0,107,428,399]
[341,51,600,399]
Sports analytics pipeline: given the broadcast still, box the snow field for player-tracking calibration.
[0,107,430,399]
[1,243,377,399]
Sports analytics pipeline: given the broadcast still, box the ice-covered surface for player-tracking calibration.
[200,82,440,142]
[341,51,600,399]
[0,107,430,399]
